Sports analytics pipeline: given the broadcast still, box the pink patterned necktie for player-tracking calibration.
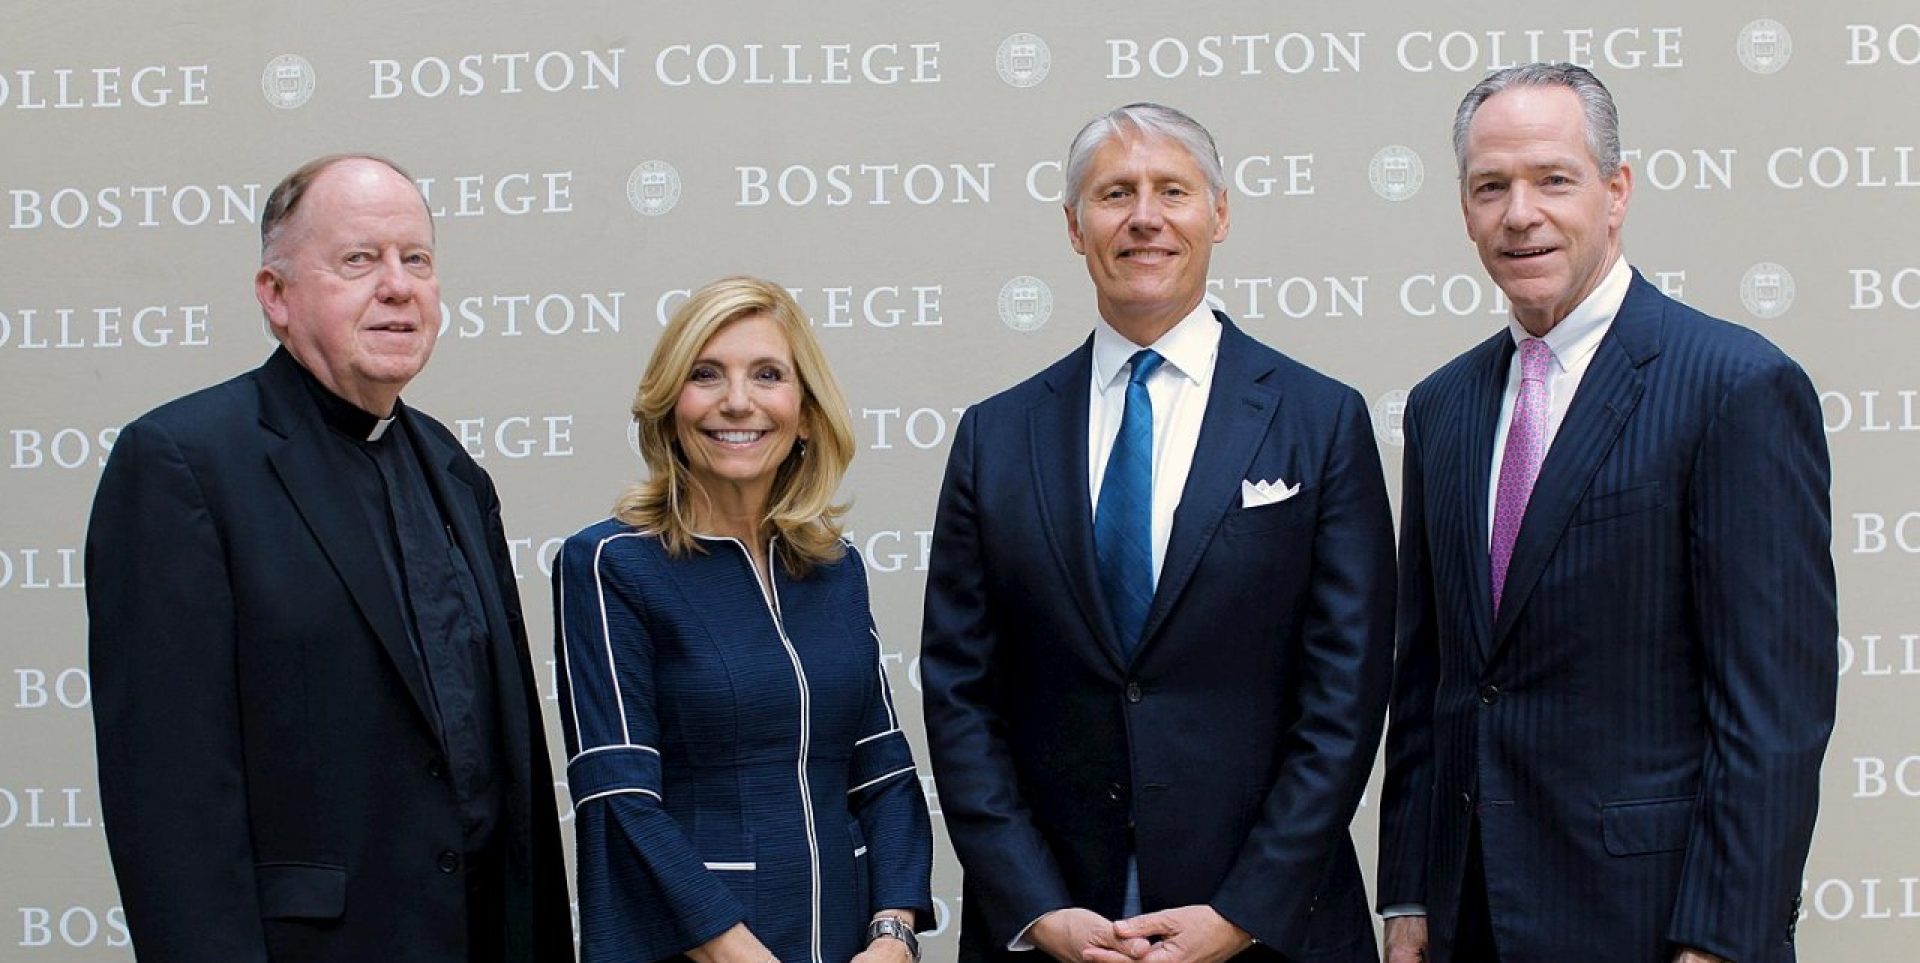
[1490,338,1552,615]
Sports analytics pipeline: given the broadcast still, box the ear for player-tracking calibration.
[1606,162,1634,231]
[1064,202,1086,256]
[1211,190,1230,243]
[255,266,291,340]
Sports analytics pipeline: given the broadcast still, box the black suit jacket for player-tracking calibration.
[1377,272,1837,962]
[87,348,573,962]
[922,315,1396,963]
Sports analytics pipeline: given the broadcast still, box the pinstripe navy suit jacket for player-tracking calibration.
[1377,270,1837,962]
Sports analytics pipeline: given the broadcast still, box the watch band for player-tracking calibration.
[865,916,921,963]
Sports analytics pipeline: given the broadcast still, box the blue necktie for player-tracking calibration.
[1095,349,1164,655]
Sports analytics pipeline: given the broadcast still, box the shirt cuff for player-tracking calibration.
[1008,912,1050,951]
[1379,904,1428,919]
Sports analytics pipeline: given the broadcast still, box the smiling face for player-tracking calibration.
[1066,132,1230,345]
[1461,85,1633,337]
[672,312,808,516]
[256,158,440,415]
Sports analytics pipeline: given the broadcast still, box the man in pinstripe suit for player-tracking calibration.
[1375,65,1837,963]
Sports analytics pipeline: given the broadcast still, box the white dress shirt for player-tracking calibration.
[1087,301,1221,587]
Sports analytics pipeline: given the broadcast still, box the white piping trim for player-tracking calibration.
[855,727,901,747]
[571,786,662,810]
[871,627,901,732]
[703,861,757,871]
[848,765,916,796]
[591,531,655,745]
[567,743,659,764]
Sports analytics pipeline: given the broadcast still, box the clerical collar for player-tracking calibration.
[293,360,401,443]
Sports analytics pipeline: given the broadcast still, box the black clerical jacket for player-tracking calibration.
[86,347,573,962]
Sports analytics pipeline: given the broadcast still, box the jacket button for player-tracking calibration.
[1124,683,1143,703]
[1479,685,1501,705]
[427,758,446,780]
[1459,791,1474,813]
[1107,783,1125,803]
[437,850,461,874]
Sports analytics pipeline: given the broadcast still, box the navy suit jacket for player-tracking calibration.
[87,348,573,962]
[1377,271,1837,962]
[922,314,1396,963]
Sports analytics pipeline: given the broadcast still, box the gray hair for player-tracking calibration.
[1453,63,1622,179]
[260,153,426,273]
[1063,102,1225,216]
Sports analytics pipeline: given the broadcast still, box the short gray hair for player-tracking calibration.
[1453,63,1622,179]
[1063,102,1225,216]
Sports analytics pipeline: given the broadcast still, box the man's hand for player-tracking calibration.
[1382,915,1428,963]
[1030,908,1143,963]
[1088,905,1251,963]
[1674,949,1730,963]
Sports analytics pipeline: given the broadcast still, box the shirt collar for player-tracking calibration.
[1506,255,1631,373]
[1092,300,1221,391]
[293,359,401,443]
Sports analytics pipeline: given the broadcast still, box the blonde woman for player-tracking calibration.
[553,276,932,963]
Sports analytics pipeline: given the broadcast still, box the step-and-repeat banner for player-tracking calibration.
[4,1,1916,957]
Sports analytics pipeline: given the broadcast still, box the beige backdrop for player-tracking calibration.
[5,0,1917,957]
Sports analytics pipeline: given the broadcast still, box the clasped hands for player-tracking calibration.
[1033,905,1252,963]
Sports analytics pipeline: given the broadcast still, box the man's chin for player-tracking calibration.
[357,357,429,388]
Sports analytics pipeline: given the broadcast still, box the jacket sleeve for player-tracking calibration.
[552,532,746,960]
[844,554,935,923]
[87,418,271,962]
[920,407,1078,945]
[1208,387,1398,953]
[1376,393,1439,911]
[1668,356,1837,961]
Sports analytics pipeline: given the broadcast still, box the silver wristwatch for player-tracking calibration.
[865,916,920,963]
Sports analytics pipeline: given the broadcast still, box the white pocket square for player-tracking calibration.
[1240,477,1302,508]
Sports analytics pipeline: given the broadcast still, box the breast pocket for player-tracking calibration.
[1219,488,1316,538]
[1570,482,1663,528]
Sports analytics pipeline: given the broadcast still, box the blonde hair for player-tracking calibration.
[615,276,854,576]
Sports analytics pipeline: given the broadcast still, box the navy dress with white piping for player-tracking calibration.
[554,520,933,963]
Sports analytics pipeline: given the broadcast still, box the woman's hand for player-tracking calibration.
[687,922,778,963]
[851,911,918,963]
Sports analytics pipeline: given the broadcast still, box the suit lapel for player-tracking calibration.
[1137,315,1281,658]
[1489,274,1662,657]
[1027,340,1128,667]
[1461,334,1512,663]
[256,350,444,741]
